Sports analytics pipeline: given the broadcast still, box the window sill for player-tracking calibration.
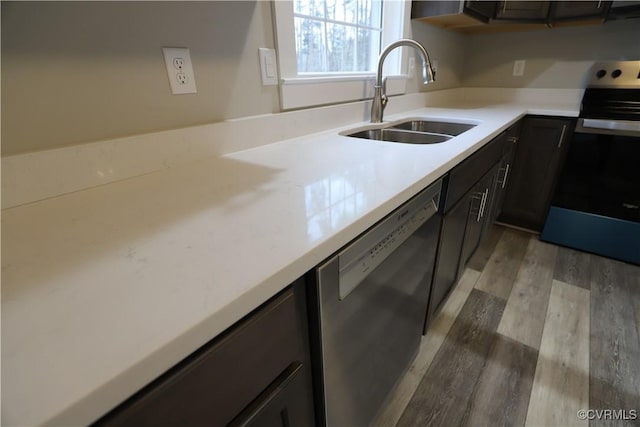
[279,74,409,110]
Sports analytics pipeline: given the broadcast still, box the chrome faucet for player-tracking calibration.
[371,39,436,123]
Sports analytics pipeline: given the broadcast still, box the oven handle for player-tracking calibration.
[575,118,640,137]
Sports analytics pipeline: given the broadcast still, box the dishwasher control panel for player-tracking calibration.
[338,180,442,300]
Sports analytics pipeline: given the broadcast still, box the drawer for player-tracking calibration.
[443,131,507,213]
[94,279,314,427]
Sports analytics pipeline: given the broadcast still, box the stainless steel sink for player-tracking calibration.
[342,117,477,144]
[347,128,452,144]
[390,120,476,136]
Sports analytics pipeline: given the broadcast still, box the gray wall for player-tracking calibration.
[409,19,467,92]
[2,2,640,155]
[2,1,279,155]
[461,18,640,88]
[1,1,469,155]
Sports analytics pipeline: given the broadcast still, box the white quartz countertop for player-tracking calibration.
[1,101,578,426]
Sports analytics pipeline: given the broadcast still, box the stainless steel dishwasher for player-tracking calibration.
[311,178,443,427]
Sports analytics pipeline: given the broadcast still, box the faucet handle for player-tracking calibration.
[381,77,389,111]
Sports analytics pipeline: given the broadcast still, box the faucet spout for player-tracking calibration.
[371,39,436,123]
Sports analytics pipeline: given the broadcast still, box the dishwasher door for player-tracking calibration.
[313,179,442,427]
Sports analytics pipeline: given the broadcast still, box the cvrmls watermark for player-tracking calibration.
[577,409,638,421]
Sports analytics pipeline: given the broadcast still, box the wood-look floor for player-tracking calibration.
[376,225,640,427]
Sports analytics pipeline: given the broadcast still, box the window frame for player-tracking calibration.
[273,0,411,110]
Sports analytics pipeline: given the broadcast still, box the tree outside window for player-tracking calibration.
[293,0,383,74]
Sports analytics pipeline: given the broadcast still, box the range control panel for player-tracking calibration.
[589,60,640,88]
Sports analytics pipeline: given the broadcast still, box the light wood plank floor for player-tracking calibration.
[378,225,640,427]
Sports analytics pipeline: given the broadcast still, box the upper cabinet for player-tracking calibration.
[412,0,612,33]
[411,1,493,32]
[493,1,550,22]
[465,0,497,21]
[550,1,611,23]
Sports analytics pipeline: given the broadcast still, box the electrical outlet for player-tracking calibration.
[162,47,197,94]
[513,59,526,77]
[177,72,189,85]
[173,57,185,70]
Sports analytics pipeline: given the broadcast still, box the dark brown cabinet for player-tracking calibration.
[486,120,522,225]
[412,0,612,32]
[494,1,550,21]
[499,116,574,232]
[412,1,493,22]
[411,0,493,31]
[461,164,499,267]
[550,1,611,22]
[493,0,610,22]
[465,0,497,21]
[427,189,471,326]
[94,279,315,427]
[427,131,507,327]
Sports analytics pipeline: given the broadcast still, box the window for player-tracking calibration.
[273,0,410,109]
[294,0,383,74]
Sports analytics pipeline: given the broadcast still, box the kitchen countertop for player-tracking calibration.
[1,101,578,426]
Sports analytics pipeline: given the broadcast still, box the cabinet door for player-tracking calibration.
[94,280,315,427]
[494,1,550,21]
[464,0,496,21]
[499,117,573,232]
[411,0,463,19]
[489,151,514,225]
[490,120,522,223]
[411,0,495,21]
[551,1,610,20]
[427,192,472,327]
[229,362,313,427]
[461,165,499,267]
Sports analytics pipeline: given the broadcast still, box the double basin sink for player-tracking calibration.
[342,118,477,144]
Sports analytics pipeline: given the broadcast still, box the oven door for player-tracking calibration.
[541,119,640,264]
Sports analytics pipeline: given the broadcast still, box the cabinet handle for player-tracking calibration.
[507,136,518,144]
[557,124,567,148]
[502,0,507,13]
[474,190,488,222]
[500,164,511,189]
[479,188,489,220]
[471,192,484,222]
[597,1,602,8]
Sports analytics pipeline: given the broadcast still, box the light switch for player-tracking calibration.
[513,59,526,77]
[265,55,276,79]
[259,48,278,86]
